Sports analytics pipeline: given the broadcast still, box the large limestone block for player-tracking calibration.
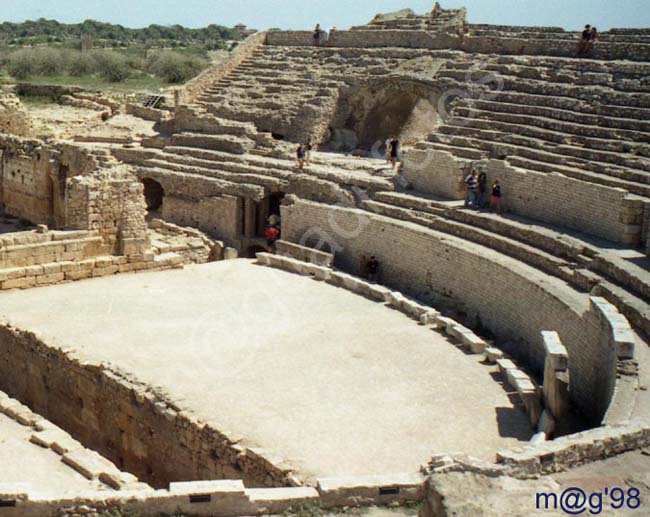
[317,472,424,508]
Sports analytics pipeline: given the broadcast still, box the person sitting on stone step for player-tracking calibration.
[576,24,591,55]
[585,27,599,53]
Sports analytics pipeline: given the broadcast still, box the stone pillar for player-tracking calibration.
[244,198,256,238]
[541,331,570,420]
[257,197,270,234]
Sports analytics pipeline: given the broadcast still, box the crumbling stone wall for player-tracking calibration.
[0,135,150,260]
[65,175,149,256]
[281,199,618,423]
[0,139,55,224]
[0,89,32,136]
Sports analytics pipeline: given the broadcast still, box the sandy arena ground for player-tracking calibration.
[0,260,533,482]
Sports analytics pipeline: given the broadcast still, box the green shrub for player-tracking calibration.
[67,51,96,76]
[146,50,207,83]
[91,50,131,82]
[6,48,38,79]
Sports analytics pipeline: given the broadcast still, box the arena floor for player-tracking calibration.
[0,260,533,482]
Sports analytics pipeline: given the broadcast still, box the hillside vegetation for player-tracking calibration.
[0,18,240,49]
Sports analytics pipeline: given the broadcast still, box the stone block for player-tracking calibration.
[541,331,568,371]
[62,449,117,480]
[496,358,517,375]
[169,479,245,495]
[507,369,532,390]
[419,309,440,326]
[256,252,272,265]
[485,347,504,364]
[246,487,320,514]
[367,283,391,302]
[317,472,424,508]
[224,247,238,260]
[2,276,36,290]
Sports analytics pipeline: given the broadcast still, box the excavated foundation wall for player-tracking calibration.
[281,199,618,424]
[0,325,292,489]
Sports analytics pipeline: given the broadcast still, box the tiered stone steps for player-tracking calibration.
[423,55,650,196]
[361,189,650,336]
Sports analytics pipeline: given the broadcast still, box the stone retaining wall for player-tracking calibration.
[264,30,650,62]
[280,199,628,423]
[0,472,424,517]
[0,324,295,490]
[403,149,644,245]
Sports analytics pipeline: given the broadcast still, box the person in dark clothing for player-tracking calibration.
[367,255,380,282]
[389,138,399,167]
[577,24,591,55]
[585,27,599,53]
[477,171,487,209]
[296,144,306,169]
[490,180,503,214]
[464,170,478,208]
[313,24,321,46]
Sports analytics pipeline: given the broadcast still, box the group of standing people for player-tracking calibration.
[313,24,336,46]
[464,169,503,214]
[576,24,599,56]
[296,140,313,169]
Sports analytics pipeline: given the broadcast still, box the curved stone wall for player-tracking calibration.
[280,199,627,423]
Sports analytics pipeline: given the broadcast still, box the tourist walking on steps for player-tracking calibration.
[477,170,487,209]
[305,139,313,165]
[313,24,322,46]
[576,24,591,55]
[491,179,503,214]
[464,170,478,208]
[389,138,400,168]
[296,143,306,169]
[366,255,380,283]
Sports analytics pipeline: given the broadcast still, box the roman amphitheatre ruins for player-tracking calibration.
[0,2,650,515]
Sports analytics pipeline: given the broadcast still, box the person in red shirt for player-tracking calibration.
[265,226,280,248]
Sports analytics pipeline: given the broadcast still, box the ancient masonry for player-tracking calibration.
[0,2,650,516]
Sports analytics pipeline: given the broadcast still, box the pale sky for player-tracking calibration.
[0,0,648,31]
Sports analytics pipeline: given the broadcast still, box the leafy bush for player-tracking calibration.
[147,50,207,83]
[91,50,131,82]
[6,49,38,79]
[67,51,96,76]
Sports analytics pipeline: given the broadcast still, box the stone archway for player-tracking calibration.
[327,78,442,152]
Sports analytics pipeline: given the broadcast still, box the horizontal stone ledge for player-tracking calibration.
[169,479,246,495]
[317,472,424,508]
